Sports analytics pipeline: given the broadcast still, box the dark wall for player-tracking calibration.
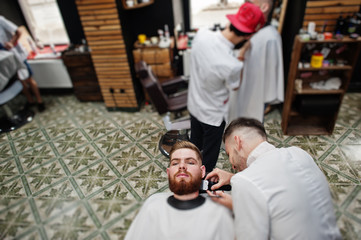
[116,0,175,103]
[281,0,307,84]
[116,0,174,53]
[56,0,85,45]
[0,0,27,29]
[348,5,361,92]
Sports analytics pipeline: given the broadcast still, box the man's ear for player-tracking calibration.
[260,2,269,14]
[166,168,170,177]
[200,165,206,178]
[234,135,242,151]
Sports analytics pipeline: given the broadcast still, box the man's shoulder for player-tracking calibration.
[143,192,171,205]
[147,192,171,200]
[254,26,280,41]
[203,195,233,213]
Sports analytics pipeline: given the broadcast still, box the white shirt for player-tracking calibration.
[229,26,284,122]
[125,192,235,240]
[0,50,26,91]
[231,142,342,240]
[188,28,243,126]
[0,16,17,44]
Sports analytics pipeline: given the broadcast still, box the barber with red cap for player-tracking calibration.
[187,2,265,174]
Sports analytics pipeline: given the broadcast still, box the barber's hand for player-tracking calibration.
[238,40,251,61]
[4,41,14,50]
[207,190,233,210]
[205,168,234,191]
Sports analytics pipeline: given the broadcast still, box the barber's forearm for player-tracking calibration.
[7,29,21,49]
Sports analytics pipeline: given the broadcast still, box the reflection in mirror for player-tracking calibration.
[190,0,245,29]
[190,0,288,33]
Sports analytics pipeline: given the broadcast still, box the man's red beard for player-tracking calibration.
[168,171,202,195]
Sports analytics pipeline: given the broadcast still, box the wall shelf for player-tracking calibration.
[122,0,154,10]
[298,66,353,71]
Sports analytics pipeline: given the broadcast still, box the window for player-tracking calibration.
[18,0,69,45]
[191,0,245,29]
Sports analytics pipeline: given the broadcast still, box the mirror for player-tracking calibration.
[271,0,288,33]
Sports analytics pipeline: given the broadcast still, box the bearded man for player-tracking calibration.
[125,141,234,240]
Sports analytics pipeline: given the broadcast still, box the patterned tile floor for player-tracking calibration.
[0,93,360,239]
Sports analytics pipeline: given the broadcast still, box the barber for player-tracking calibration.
[187,2,265,173]
[206,117,342,239]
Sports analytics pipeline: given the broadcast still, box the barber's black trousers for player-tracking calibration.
[190,114,226,173]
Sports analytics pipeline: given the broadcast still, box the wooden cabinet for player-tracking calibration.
[62,50,103,102]
[281,35,361,135]
[132,39,175,102]
[133,38,175,81]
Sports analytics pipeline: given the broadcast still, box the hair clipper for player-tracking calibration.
[200,180,232,192]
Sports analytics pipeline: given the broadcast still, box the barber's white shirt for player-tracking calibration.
[188,28,243,126]
[231,142,342,240]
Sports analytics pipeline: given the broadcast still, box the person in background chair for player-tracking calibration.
[125,141,235,240]
[187,2,265,173]
[206,117,342,239]
[0,15,45,112]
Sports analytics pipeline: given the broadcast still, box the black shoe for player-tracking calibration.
[24,102,35,110]
[37,102,45,112]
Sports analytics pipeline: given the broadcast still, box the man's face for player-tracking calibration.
[225,136,248,172]
[167,148,205,195]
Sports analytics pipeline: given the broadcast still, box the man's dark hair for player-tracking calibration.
[223,117,267,143]
[229,24,252,37]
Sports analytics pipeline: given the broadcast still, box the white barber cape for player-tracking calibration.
[125,192,235,240]
[229,25,284,122]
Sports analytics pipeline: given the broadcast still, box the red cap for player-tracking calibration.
[226,2,265,33]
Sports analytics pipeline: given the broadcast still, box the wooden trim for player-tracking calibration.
[80,19,120,26]
[76,3,116,11]
[305,6,359,14]
[278,0,288,33]
[76,0,115,4]
[80,15,118,21]
[306,0,361,8]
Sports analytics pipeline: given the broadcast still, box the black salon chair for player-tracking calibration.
[135,61,190,157]
[135,60,188,115]
[0,77,34,133]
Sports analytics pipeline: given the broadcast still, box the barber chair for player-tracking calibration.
[135,61,190,157]
[0,77,34,133]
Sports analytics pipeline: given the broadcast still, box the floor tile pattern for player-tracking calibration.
[0,93,360,239]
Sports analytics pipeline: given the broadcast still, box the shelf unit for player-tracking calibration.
[281,35,361,135]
